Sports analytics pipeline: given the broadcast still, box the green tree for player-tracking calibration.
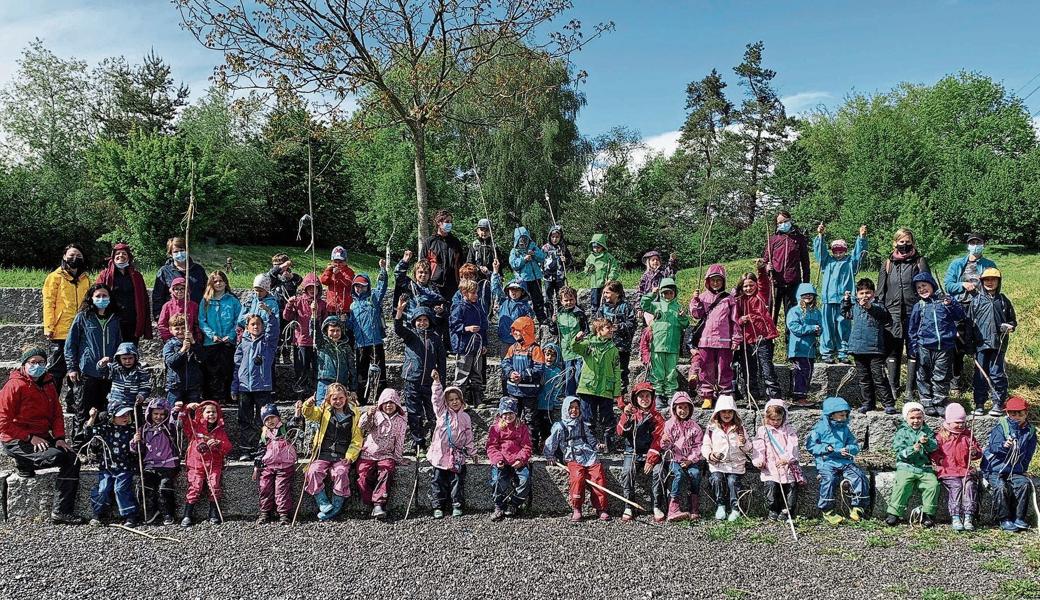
[93,50,190,141]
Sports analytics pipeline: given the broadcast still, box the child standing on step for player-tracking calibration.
[640,278,689,411]
[509,226,548,323]
[315,315,357,406]
[428,371,476,519]
[593,280,637,394]
[394,297,446,450]
[449,279,489,408]
[929,403,982,531]
[357,389,407,519]
[300,384,362,522]
[786,283,822,406]
[885,402,940,527]
[163,314,203,407]
[544,396,611,522]
[487,397,533,521]
[85,402,140,528]
[908,272,965,417]
[843,279,895,414]
[535,342,565,450]
[157,277,201,343]
[139,398,180,526]
[701,395,752,522]
[349,260,389,404]
[660,392,704,522]
[617,382,666,523]
[752,399,804,522]
[253,403,301,525]
[690,264,742,410]
[179,401,232,527]
[967,268,1017,417]
[585,233,620,312]
[233,313,279,461]
[555,286,588,397]
[281,272,328,396]
[814,224,868,364]
[806,397,869,525]
[733,263,782,404]
[574,318,622,451]
[501,315,546,433]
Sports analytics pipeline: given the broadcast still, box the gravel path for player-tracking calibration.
[1,516,1036,600]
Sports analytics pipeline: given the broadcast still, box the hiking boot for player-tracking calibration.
[822,356,836,365]
[823,510,844,526]
[452,506,463,518]
[570,509,583,523]
[51,511,85,525]
[714,505,727,520]
[15,468,34,478]
[256,512,272,525]
[922,514,935,528]
[884,405,898,415]
[180,504,195,528]
[850,507,864,522]
[951,516,964,531]
[768,511,780,521]
[371,505,387,520]
[666,499,690,522]
[598,511,611,521]
[208,504,222,525]
[858,403,875,414]
[491,507,505,522]
[885,514,900,527]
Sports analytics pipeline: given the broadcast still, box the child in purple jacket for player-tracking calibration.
[689,264,743,410]
[138,397,181,526]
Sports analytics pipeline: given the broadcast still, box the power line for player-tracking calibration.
[1014,70,1040,96]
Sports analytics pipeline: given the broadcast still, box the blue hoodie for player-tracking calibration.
[199,292,242,346]
[394,306,446,386]
[981,416,1036,476]
[449,288,489,355]
[805,397,860,470]
[538,342,565,411]
[543,396,598,467]
[494,278,533,345]
[509,226,546,282]
[786,283,822,359]
[907,272,966,356]
[348,270,388,348]
[233,312,279,393]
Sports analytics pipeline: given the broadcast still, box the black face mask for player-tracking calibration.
[63,257,85,272]
[896,243,913,252]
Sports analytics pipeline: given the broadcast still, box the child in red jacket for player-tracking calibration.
[929,403,983,531]
[616,382,666,522]
[733,262,782,403]
[179,400,232,527]
[487,397,533,521]
[319,246,356,316]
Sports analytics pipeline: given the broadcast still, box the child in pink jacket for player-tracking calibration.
[701,395,752,521]
[751,399,805,522]
[929,403,983,531]
[427,371,477,518]
[357,388,408,519]
[660,392,704,522]
[689,264,743,409]
[253,403,301,525]
[157,277,202,343]
[487,397,533,521]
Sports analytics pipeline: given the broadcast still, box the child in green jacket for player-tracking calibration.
[556,286,589,397]
[585,233,620,312]
[574,318,623,450]
[885,402,940,527]
[640,278,690,411]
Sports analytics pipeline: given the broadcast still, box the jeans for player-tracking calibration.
[620,454,665,512]
[973,347,1008,409]
[816,464,869,510]
[709,471,742,511]
[90,470,138,518]
[668,461,703,499]
[3,439,81,514]
[578,393,615,449]
[854,354,893,408]
[237,390,272,454]
[916,347,952,408]
[430,466,466,510]
[491,464,531,509]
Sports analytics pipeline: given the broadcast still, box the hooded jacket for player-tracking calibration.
[43,266,92,340]
[543,397,598,467]
[267,263,302,310]
[573,335,622,399]
[282,273,328,347]
[967,279,1017,352]
[502,316,546,398]
[152,258,207,320]
[616,382,665,464]
[237,291,281,329]
[65,310,122,379]
[555,303,589,361]
[163,336,203,392]
[701,395,752,474]
[814,234,868,303]
[907,272,966,356]
[449,288,489,355]
[319,262,356,314]
[509,226,546,282]
[594,295,637,349]
[99,344,152,406]
[538,342,565,411]
[316,316,357,388]
[0,369,64,443]
[253,421,300,470]
[877,250,931,339]
[140,398,179,469]
[842,297,890,355]
[359,389,407,463]
[181,401,232,471]
[786,283,822,358]
[981,416,1037,476]
[494,277,534,345]
[348,269,388,348]
[487,412,533,467]
[467,236,507,281]
[428,380,475,472]
[929,424,982,479]
[394,308,446,386]
[752,399,802,484]
[394,260,448,328]
[585,233,621,288]
[805,397,860,470]
[660,393,704,464]
[640,279,690,354]
[764,227,811,286]
[689,264,743,349]
[302,400,363,461]
[637,251,678,296]
[893,419,938,474]
[96,243,152,341]
[736,265,778,343]
[199,292,242,347]
[85,414,136,472]
[157,296,202,343]
[233,312,279,393]
[541,225,573,282]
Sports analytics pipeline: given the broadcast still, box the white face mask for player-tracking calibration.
[115,261,129,270]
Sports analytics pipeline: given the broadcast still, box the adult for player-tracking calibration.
[762,211,811,324]
[151,236,207,320]
[876,227,931,402]
[96,242,153,344]
[64,283,122,442]
[942,232,997,393]
[0,347,83,524]
[42,243,91,397]
[424,209,465,303]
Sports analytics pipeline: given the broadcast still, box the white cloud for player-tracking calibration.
[1032,116,1040,138]
[631,129,681,167]
[780,91,833,114]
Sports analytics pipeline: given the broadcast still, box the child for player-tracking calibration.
[574,319,622,451]
[450,279,489,407]
[237,274,281,329]
[786,283,823,406]
[843,278,895,414]
[541,225,573,324]
[268,254,301,363]
[733,263,782,405]
[929,403,982,531]
[660,392,704,522]
[233,313,279,460]
[495,276,533,350]
[98,342,151,407]
[585,233,620,312]
[536,342,565,450]
[467,219,505,307]
[640,278,690,411]
[637,249,679,303]
[908,272,966,416]
[690,264,743,409]
[139,398,180,526]
[198,270,241,402]
[319,245,356,316]
[358,388,407,519]
[501,316,546,431]
[594,280,637,393]
[700,395,752,522]
[814,224,868,363]
[509,226,547,323]
[394,252,448,342]
[282,272,328,395]
[84,402,140,527]
[316,315,357,406]
[299,384,362,521]
[806,397,869,525]
[487,397,533,520]
[885,402,939,527]
[981,396,1037,531]
[555,286,589,397]
[157,277,202,343]
[350,260,389,403]
[253,403,301,525]
[616,382,666,522]
[179,401,232,527]
[428,370,477,518]
[752,399,804,521]
[163,314,203,407]
[967,268,1017,416]
[544,396,611,522]
[394,297,447,451]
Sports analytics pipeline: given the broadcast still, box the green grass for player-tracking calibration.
[921,589,969,600]
[1024,543,1040,570]
[998,579,1040,599]
[865,533,896,549]
[982,557,1014,573]
[704,518,758,541]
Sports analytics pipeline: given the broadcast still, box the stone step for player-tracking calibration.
[3,460,1035,525]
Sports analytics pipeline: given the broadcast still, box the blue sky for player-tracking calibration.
[2,0,1039,154]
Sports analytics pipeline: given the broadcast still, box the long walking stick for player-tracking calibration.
[779,465,798,541]
[585,479,646,512]
[291,401,327,526]
[132,406,148,524]
[404,446,421,520]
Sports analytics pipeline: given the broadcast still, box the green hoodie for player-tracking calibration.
[640,278,689,353]
[585,233,620,288]
[892,421,938,473]
[573,335,622,398]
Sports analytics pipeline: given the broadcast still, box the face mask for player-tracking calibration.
[64,257,84,271]
[968,244,984,256]
[777,222,792,233]
[93,297,110,310]
[26,364,47,379]
[172,251,187,262]
[896,243,913,252]
[441,222,453,233]
[115,261,129,270]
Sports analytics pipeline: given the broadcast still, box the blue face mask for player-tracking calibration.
[93,297,110,310]
[777,221,792,233]
[968,244,984,256]
[26,363,47,379]
[114,261,129,270]
[172,251,187,262]
[441,222,453,233]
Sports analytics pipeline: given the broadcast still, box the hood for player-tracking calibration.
[704,263,727,288]
[764,398,788,426]
[443,385,466,410]
[114,342,139,360]
[670,392,694,413]
[589,233,609,251]
[630,381,657,406]
[504,279,529,300]
[299,272,321,295]
[497,396,518,415]
[510,316,536,346]
[543,342,562,368]
[560,395,582,425]
[409,306,436,326]
[822,396,851,417]
[711,394,738,419]
[146,397,171,423]
[193,400,225,428]
[322,315,345,336]
[376,388,403,414]
[171,276,187,289]
[796,283,817,298]
[352,273,371,299]
[548,225,564,242]
[659,277,678,294]
[513,226,533,249]
[911,272,938,294]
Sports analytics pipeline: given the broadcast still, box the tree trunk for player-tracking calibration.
[413,128,430,256]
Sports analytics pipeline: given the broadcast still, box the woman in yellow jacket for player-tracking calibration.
[297,383,362,521]
[42,244,91,396]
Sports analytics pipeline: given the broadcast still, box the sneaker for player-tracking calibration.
[964,515,975,531]
[371,505,387,519]
[1000,520,1019,531]
[433,509,445,519]
[885,514,900,527]
[162,515,176,526]
[972,407,987,417]
[653,507,666,524]
[922,514,935,528]
[452,507,463,518]
[491,508,505,522]
[51,512,85,525]
[504,505,516,517]
[570,509,583,523]
[727,510,740,522]
[951,516,964,531]
[768,511,780,521]
[279,515,291,525]
[598,512,611,521]
[857,404,873,414]
[1013,519,1031,531]
[623,508,635,522]
[237,454,252,462]
[823,510,844,526]
[850,507,864,522]
[123,517,140,528]
[988,405,1004,417]
[714,505,727,520]
[89,517,103,528]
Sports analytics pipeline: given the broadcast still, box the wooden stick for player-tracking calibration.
[132,407,148,525]
[585,478,645,512]
[109,523,179,542]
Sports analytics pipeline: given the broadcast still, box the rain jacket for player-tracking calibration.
[237,291,281,329]
[348,270,388,348]
[967,283,1017,352]
[394,260,447,328]
[929,425,982,479]
[689,264,743,349]
[65,310,122,379]
[981,417,1037,476]
[893,420,938,474]
[302,400,363,461]
[907,272,965,356]
[943,254,997,296]
[319,262,356,314]
[660,393,704,464]
[573,335,621,399]
[96,244,152,341]
[267,264,302,311]
[487,417,533,467]
[181,401,232,471]
[359,389,407,463]
[394,308,446,386]
[282,273,328,347]
[0,370,64,443]
[736,266,778,343]
[428,380,475,472]
[786,283,822,358]
[449,291,489,355]
[157,298,201,343]
[140,398,179,469]
[199,292,242,346]
[152,258,207,319]
[764,227,811,286]
[541,225,573,283]
[502,316,545,398]
[637,252,678,296]
[585,233,620,288]
[43,266,91,340]
[163,337,203,393]
[876,250,931,339]
[805,397,860,470]
[616,383,665,464]
[594,296,637,350]
[494,278,533,345]
[555,303,589,361]
[509,226,546,282]
[814,234,868,303]
[842,298,890,355]
[99,356,152,407]
[701,396,752,474]
[233,312,279,393]
[253,421,299,470]
[467,237,506,282]
[752,399,803,484]
[640,278,689,354]
[544,397,598,467]
[84,416,135,472]
[316,316,357,389]
[538,342,565,412]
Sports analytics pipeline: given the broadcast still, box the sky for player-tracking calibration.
[2,0,1039,157]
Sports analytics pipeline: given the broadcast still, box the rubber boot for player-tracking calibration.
[313,489,333,516]
[180,503,194,528]
[688,494,701,520]
[666,499,690,522]
[905,358,918,402]
[208,503,222,525]
[886,356,901,402]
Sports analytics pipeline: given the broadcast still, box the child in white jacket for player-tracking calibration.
[752,399,805,522]
[701,395,753,521]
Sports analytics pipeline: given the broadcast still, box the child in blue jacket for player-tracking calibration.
[494,278,534,352]
[233,312,279,460]
[450,279,490,407]
[982,396,1037,532]
[536,342,565,450]
[907,272,966,416]
[163,314,202,407]
[843,279,895,414]
[315,315,357,405]
[806,397,869,525]
[98,342,151,407]
[814,224,868,363]
[394,296,447,450]
[349,260,388,403]
[509,226,547,323]
[786,283,822,406]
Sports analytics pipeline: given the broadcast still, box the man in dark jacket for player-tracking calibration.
[763,211,811,324]
[425,209,465,303]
